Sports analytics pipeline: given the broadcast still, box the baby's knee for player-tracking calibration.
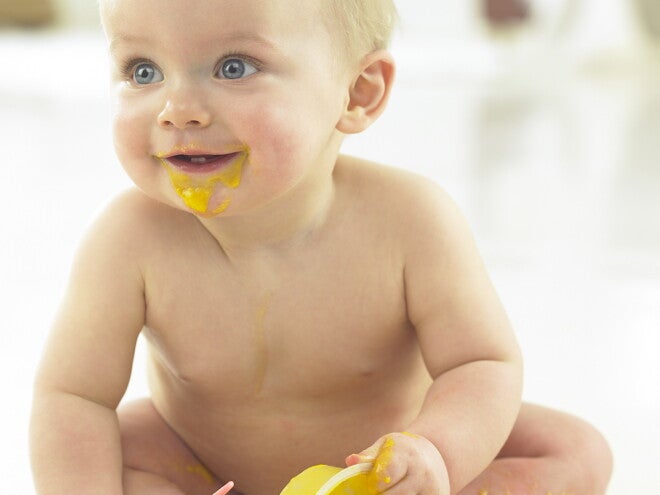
[566,417,613,493]
[117,399,161,466]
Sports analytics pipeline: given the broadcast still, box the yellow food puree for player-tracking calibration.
[157,150,247,215]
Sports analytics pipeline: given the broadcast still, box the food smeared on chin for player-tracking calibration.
[155,146,249,215]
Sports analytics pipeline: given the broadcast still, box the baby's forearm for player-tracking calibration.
[30,389,124,495]
[406,358,522,494]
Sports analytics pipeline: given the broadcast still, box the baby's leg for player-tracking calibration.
[118,398,229,495]
[459,403,613,495]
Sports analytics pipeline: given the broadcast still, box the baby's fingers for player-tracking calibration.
[365,432,450,495]
[366,437,408,494]
[346,437,385,467]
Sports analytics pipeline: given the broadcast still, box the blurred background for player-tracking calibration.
[1,0,659,493]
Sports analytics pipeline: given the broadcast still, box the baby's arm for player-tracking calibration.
[352,179,523,494]
[30,194,146,494]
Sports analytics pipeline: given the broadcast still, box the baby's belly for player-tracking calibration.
[148,355,431,495]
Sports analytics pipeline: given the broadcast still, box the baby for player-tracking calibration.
[30,1,612,494]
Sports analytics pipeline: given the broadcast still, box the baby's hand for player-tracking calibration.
[345,432,450,495]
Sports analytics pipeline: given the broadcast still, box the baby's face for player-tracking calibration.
[102,0,351,217]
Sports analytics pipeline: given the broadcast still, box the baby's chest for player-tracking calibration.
[143,254,413,398]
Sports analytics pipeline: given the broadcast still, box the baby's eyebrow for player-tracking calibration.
[108,33,150,53]
[224,32,279,49]
[108,31,282,55]
[211,31,284,57]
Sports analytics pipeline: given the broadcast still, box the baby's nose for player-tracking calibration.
[158,99,212,129]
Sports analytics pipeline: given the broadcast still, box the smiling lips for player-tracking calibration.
[164,151,242,174]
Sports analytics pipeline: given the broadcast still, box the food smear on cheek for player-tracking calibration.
[156,149,248,216]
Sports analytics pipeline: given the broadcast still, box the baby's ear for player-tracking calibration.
[336,50,395,134]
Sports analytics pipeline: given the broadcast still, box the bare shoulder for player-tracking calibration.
[334,155,482,291]
[92,187,180,236]
[334,154,464,239]
[68,187,196,294]
[82,187,190,258]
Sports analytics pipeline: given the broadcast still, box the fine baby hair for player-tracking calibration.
[322,0,398,61]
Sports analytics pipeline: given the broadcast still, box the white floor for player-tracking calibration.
[1,26,659,494]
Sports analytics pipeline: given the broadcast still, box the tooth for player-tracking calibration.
[190,156,207,164]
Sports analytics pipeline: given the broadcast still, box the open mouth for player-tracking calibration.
[164,152,241,173]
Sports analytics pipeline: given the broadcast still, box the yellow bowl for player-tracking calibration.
[280,463,373,495]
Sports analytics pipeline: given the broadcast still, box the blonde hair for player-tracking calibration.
[322,0,398,63]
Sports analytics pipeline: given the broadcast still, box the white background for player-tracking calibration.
[1,0,659,493]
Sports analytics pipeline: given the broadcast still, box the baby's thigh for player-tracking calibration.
[118,398,225,495]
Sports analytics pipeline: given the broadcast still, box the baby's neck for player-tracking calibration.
[198,170,336,261]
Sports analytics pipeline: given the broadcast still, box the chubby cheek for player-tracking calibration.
[240,101,331,186]
[111,99,158,186]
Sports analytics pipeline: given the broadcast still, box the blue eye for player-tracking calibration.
[132,62,163,85]
[218,58,258,80]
